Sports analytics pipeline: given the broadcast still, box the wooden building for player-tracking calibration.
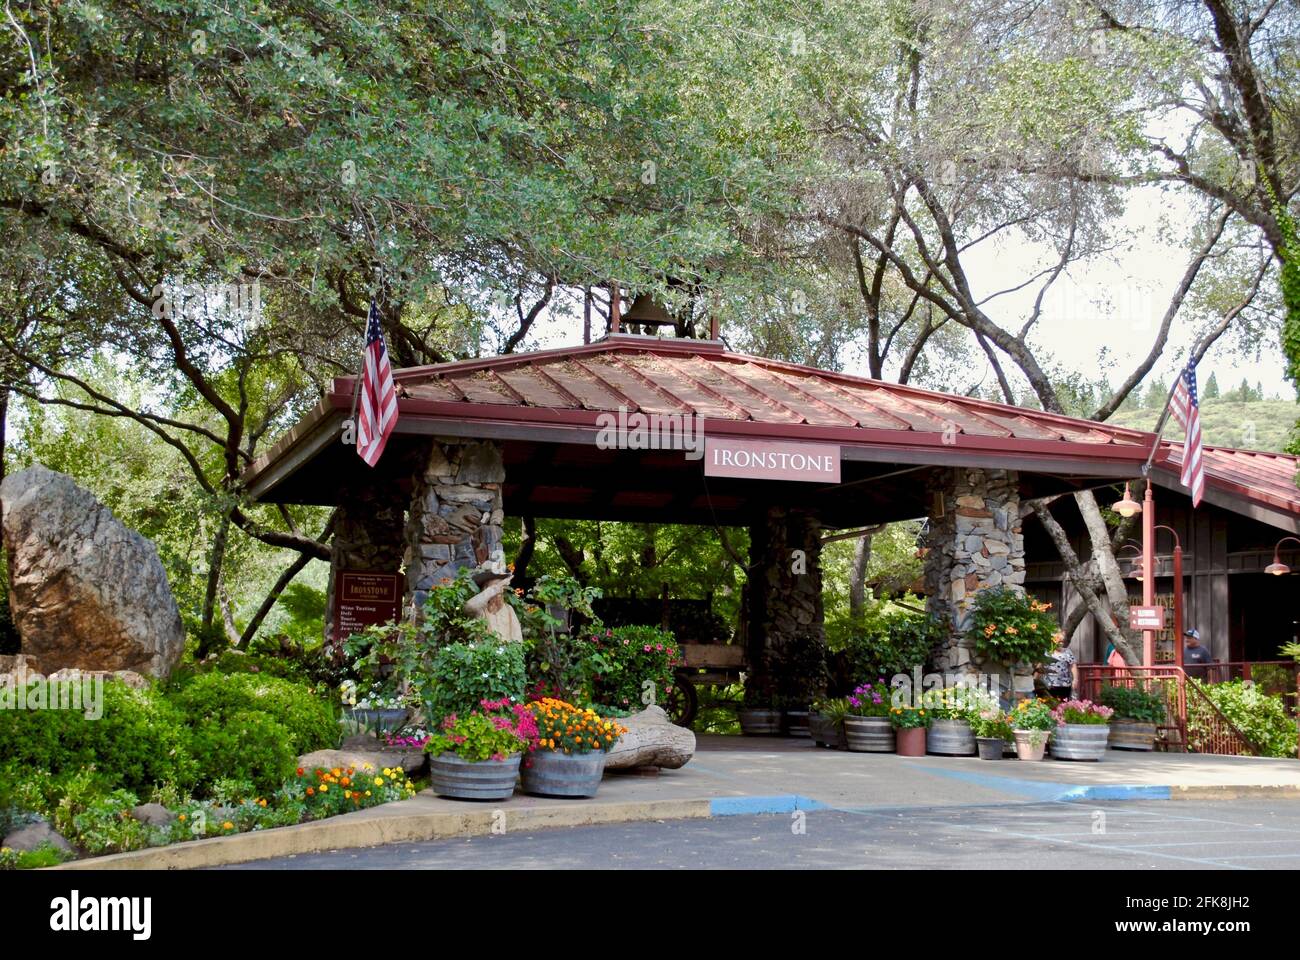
[1023,446,1300,666]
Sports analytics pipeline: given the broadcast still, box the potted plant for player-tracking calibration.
[921,685,994,756]
[340,679,409,736]
[521,698,627,798]
[809,697,850,749]
[424,699,537,801]
[1010,698,1055,760]
[738,659,782,735]
[890,703,930,756]
[970,708,1014,760]
[1099,684,1166,751]
[1050,699,1114,761]
[844,680,896,752]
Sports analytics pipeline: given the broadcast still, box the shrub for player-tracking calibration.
[1188,679,1297,758]
[525,698,627,754]
[424,641,527,723]
[581,625,682,712]
[1051,699,1113,725]
[0,680,196,794]
[184,709,298,795]
[168,672,339,755]
[1099,684,1167,723]
[830,609,945,687]
[424,703,535,762]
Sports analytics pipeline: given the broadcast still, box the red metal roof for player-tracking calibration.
[1156,442,1300,522]
[355,335,1155,462]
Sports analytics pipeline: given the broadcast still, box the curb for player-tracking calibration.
[49,781,1300,869]
[51,797,713,870]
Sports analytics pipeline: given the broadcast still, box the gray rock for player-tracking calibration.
[131,803,176,827]
[2,820,73,854]
[298,746,425,777]
[1,466,184,678]
[455,442,506,484]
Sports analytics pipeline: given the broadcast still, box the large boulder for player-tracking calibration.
[605,705,696,770]
[0,466,185,678]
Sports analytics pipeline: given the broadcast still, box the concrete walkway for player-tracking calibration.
[59,734,1300,869]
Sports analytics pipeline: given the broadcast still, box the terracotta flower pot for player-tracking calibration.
[895,726,927,757]
[1013,729,1050,761]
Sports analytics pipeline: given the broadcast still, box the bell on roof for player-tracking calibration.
[621,293,675,329]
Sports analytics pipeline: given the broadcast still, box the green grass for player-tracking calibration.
[1107,399,1299,453]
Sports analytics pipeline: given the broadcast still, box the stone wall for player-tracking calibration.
[324,483,408,645]
[403,439,506,616]
[923,467,1027,692]
[745,506,827,706]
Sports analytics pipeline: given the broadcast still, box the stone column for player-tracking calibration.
[745,506,828,706]
[923,467,1026,692]
[324,484,408,647]
[403,439,506,616]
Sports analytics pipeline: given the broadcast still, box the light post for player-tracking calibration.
[1112,479,1157,666]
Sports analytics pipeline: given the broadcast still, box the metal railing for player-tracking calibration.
[1077,664,1271,757]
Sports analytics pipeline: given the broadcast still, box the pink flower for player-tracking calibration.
[643,645,651,652]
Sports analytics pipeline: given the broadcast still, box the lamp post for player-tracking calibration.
[1265,536,1300,576]
[1112,480,1157,666]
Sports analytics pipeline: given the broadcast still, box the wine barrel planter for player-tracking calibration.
[809,713,846,749]
[429,752,520,801]
[1013,729,1050,761]
[927,719,976,756]
[346,707,408,733]
[895,726,927,757]
[1052,723,1110,761]
[844,715,895,752]
[976,737,1004,760]
[1108,719,1157,751]
[738,707,782,735]
[521,750,607,798]
[784,710,812,738]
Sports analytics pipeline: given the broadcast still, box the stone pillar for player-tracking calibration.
[403,439,506,616]
[923,467,1026,693]
[745,506,828,706]
[324,484,408,647]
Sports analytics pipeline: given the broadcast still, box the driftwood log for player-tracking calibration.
[605,705,696,770]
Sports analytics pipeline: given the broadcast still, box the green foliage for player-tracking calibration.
[830,606,946,686]
[580,625,683,712]
[1107,399,1300,453]
[169,672,339,755]
[0,681,196,794]
[424,710,530,762]
[969,710,1014,741]
[889,705,930,729]
[183,709,299,795]
[1098,684,1167,724]
[1009,697,1056,732]
[1189,680,1297,759]
[968,588,1061,666]
[517,574,604,702]
[424,642,527,723]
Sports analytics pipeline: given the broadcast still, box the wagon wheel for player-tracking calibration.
[664,670,699,728]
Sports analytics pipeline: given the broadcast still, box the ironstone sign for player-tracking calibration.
[332,571,402,643]
[704,437,841,483]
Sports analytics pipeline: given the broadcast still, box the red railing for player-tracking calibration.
[1078,664,1271,757]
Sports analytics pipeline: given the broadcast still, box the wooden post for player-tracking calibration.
[610,282,621,333]
[1173,543,1184,670]
[583,286,592,344]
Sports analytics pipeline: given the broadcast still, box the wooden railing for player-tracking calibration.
[1077,664,1270,757]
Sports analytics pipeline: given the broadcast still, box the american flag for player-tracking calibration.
[1169,360,1204,506]
[356,300,398,467]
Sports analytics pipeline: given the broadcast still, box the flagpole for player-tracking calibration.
[1139,367,1185,477]
[348,267,384,432]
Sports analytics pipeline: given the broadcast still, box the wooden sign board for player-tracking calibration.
[1128,605,1166,631]
[704,437,841,483]
[332,571,402,644]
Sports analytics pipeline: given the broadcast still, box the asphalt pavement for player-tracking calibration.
[222,798,1300,870]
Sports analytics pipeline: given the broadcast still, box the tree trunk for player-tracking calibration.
[849,534,873,617]
[1028,500,1140,664]
[201,512,232,632]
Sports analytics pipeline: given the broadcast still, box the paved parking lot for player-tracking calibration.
[227,798,1300,870]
